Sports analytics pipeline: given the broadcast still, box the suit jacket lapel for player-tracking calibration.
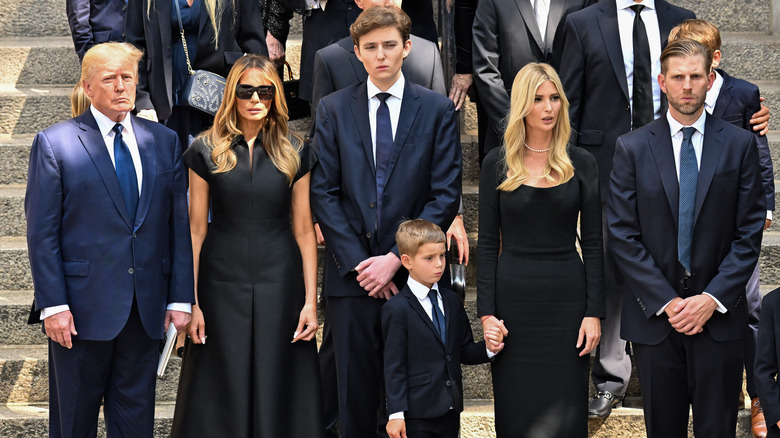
[545,0,568,54]
[712,70,733,119]
[132,116,156,231]
[346,41,368,82]
[513,0,545,53]
[384,83,420,183]
[404,288,445,346]
[647,119,679,223]
[349,82,376,177]
[77,111,134,229]
[596,1,630,103]
[694,115,725,222]
[656,0,676,48]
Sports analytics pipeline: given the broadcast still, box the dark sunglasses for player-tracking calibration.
[235,84,275,100]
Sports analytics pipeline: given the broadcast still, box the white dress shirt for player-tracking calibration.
[655,110,726,315]
[529,0,551,45]
[367,75,405,162]
[617,0,662,121]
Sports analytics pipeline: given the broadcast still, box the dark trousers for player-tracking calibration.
[318,293,340,436]
[633,330,743,438]
[328,295,388,438]
[406,411,460,438]
[49,300,159,438]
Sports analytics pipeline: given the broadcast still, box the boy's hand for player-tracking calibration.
[387,418,407,438]
[485,327,505,354]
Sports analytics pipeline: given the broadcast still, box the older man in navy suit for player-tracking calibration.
[66,0,127,61]
[310,7,461,438]
[607,39,765,438]
[25,42,194,437]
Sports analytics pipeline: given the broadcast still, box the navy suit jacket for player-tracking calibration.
[607,114,765,346]
[310,80,461,297]
[755,288,780,436]
[559,0,695,194]
[382,285,489,418]
[25,110,194,340]
[713,69,775,211]
[310,35,446,118]
[67,0,127,61]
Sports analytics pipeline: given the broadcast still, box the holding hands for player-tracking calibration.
[481,315,508,352]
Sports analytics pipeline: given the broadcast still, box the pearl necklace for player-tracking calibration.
[523,141,551,153]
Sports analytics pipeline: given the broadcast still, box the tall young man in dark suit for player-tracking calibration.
[558,1,695,417]
[25,42,194,437]
[66,0,127,61]
[608,39,765,438]
[310,7,461,438]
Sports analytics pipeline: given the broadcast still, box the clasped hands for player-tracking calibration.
[665,295,718,335]
[356,253,402,300]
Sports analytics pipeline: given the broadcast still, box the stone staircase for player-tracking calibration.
[0,0,779,436]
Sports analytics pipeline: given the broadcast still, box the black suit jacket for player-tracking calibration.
[755,288,780,437]
[310,80,461,297]
[401,0,438,44]
[67,0,127,61]
[559,0,695,194]
[382,285,489,418]
[608,114,765,346]
[310,35,446,117]
[473,0,595,152]
[713,68,775,210]
[125,0,268,120]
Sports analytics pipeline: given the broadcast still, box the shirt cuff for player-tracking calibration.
[656,299,675,316]
[703,292,727,314]
[486,348,497,359]
[389,412,404,420]
[767,210,773,221]
[40,305,70,320]
[167,302,192,313]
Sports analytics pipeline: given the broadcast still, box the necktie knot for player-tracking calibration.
[630,4,645,15]
[377,92,391,104]
[113,123,123,136]
[682,127,696,142]
[427,289,438,303]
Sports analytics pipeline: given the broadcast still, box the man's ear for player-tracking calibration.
[354,45,363,63]
[402,38,412,59]
[657,73,667,95]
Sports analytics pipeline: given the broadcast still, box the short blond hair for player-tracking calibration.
[80,42,143,84]
[396,219,446,258]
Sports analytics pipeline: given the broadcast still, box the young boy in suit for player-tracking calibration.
[382,219,504,438]
[756,287,780,438]
[669,20,775,438]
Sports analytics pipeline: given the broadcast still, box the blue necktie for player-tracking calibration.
[678,127,697,272]
[113,124,139,222]
[428,289,446,343]
[375,93,393,232]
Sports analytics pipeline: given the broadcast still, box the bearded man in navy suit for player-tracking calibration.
[25,42,194,437]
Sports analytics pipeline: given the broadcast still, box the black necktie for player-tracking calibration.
[630,4,653,129]
[428,289,446,343]
[113,124,139,221]
[375,93,393,232]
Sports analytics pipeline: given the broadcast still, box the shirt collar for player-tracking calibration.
[367,74,405,102]
[90,105,132,138]
[666,107,707,137]
[705,69,723,111]
[617,0,655,11]
[407,275,439,301]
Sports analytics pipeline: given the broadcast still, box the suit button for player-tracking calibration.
[369,202,375,208]
[133,233,137,238]
[128,268,134,274]
[122,4,127,11]
[625,105,630,111]
[347,5,353,10]
[445,380,452,387]
[366,232,372,238]
[446,355,451,361]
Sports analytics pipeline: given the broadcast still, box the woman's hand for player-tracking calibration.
[293,304,319,342]
[481,315,508,349]
[187,304,207,344]
[577,317,601,356]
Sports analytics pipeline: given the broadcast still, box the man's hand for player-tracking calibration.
[386,418,407,438]
[186,305,206,344]
[447,215,469,265]
[750,99,770,136]
[314,223,326,245]
[765,219,772,230]
[664,296,684,319]
[448,73,474,111]
[44,310,77,349]
[166,310,191,334]
[356,253,402,299]
[668,294,718,335]
[576,317,601,356]
[266,32,286,65]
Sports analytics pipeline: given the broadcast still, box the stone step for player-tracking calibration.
[0,0,69,39]
[678,0,772,33]
[0,38,79,86]
[0,85,71,135]
[0,186,24,237]
[0,400,760,438]
[0,135,34,185]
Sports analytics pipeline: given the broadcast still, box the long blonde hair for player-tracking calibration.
[498,63,573,192]
[148,0,230,49]
[203,54,301,185]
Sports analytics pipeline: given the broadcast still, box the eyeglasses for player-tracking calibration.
[235,84,275,100]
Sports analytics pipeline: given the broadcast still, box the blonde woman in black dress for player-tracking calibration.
[477,63,604,437]
[171,54,324,437]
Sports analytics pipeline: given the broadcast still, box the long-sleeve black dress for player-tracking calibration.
[477,146,605,437]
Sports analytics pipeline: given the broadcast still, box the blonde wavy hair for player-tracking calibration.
[203,54,301,185]
[498,63,573,192]
[149,0,230,49]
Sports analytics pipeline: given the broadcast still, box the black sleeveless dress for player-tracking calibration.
[171,135,325,437]
[477,146,605,438]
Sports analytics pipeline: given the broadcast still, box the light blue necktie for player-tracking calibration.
[428,289,446,343]
[678,127,697,272]
[113,124,139,222]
